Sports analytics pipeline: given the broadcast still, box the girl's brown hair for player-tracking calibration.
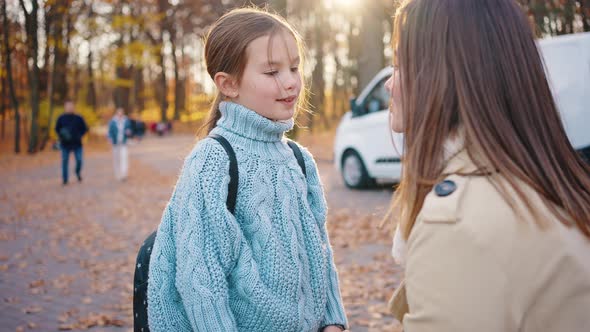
[390,0,590,239]
[199,7,307,136]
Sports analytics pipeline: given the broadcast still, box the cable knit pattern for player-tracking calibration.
[148,102,347,331]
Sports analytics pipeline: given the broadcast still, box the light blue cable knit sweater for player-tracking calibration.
[147,102,348,331]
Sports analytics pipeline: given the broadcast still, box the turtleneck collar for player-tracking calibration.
[215,102,294,143]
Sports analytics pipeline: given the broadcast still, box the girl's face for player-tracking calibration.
[385,65,403,133]
[233,30,302,121]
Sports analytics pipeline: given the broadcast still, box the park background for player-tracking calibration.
[1,0,589,331]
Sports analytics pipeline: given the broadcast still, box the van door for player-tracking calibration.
[354,76,403,179]
[538,32,590,151]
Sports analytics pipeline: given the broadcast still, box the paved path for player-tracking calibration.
[129,135,394,216]
[0,134,402,332]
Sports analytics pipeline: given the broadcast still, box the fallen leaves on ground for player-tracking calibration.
[1,136,403,331]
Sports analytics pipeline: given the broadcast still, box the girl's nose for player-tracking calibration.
[282,71,299,91]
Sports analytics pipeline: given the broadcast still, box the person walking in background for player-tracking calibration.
[55,100,88,185]
[385,0,590,331]
[108,108,132,181]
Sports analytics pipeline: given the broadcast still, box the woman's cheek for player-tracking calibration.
[390,75,404,133]
[389,102,403,133]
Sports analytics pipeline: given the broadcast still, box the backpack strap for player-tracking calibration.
[208,134,238,214]
[207,135,305,214]
[287,140,307,178]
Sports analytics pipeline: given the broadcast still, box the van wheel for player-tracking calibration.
[342,150,375,189]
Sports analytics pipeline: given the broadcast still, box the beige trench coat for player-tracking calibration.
[389,150,590,332]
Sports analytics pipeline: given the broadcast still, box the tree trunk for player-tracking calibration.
[170,28,182,121]
[40,47,58,151]
[158,55,168,122]
[41,0,74,150]
[357,0,385,91]
[173,75,186,121]
[113,31,132,112]
[332,52,347,123]
[2,0,20,152]
[132,66,144,112]
[114,64,131,111]
[310,12,326,132]
[22,110,29,143]
[54,4,72,104]
[582,0,590,32]
[97,56,106,109]
[85,3,96,112]
[20,0,40,153]
[112,2,131,113]
[72,65,81,101]
[41,3,53,97]
[1,73,5,140]
[348,21,361,96]
[159,1,169,123]
[154,0,170,122]
[86,48,97,111]
[563,0,575,34]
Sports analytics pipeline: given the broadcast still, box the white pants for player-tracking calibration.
[112,144,129,180]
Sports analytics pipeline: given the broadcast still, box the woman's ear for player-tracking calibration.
[213,72,239,98]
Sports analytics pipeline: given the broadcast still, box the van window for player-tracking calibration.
[362,76,391,114]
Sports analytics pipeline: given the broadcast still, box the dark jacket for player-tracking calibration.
[55,113,88,149]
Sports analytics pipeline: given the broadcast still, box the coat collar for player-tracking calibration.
[442,146,493,177]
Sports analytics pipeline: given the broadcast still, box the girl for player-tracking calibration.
[108,108,132,181]
[147,8,348,332]
[385,0,590,331]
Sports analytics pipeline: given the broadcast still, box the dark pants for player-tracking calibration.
[61,146,83,183]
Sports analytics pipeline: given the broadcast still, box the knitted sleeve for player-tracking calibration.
[173,139,241,330]
[300,146,349,329]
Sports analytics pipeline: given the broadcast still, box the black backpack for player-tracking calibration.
[58,127,74,143]
[133,134,306,332]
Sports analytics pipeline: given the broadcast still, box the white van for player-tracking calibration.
[334,32,590,189]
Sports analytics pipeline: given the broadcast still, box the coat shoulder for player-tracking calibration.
[419,174,531,269]
[420,174,513,226]
[419,174,471,224]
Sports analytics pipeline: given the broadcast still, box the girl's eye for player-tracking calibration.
[264,70,278,76]
[290,67,299,72]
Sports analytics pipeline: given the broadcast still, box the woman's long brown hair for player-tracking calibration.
[199,7,307,136]
[390,0,590,240]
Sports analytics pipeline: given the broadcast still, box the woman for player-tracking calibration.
[385,0,590,331]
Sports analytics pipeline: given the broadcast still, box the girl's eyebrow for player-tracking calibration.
[265,56,300,67]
